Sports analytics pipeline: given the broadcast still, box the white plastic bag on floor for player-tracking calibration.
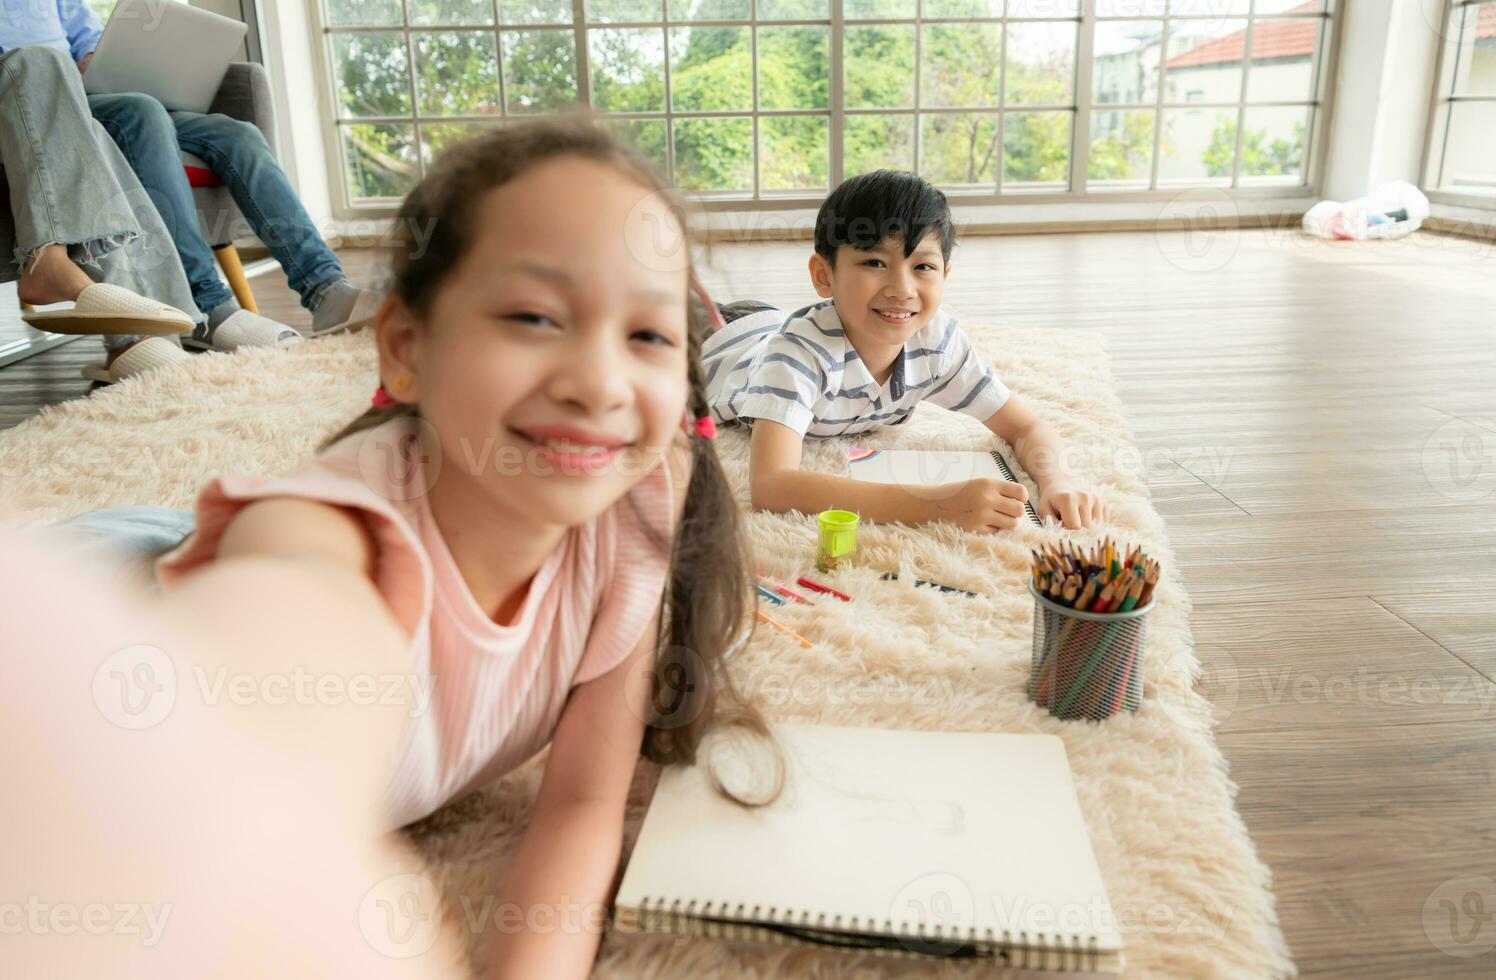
[1302,180,1430,240]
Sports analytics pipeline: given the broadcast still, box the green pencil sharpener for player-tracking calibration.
[815,510,859,573]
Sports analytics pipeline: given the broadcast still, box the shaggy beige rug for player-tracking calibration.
[0,328,1291,979]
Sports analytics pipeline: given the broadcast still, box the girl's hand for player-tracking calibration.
[1038,483,1108,529]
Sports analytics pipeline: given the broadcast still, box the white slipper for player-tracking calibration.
[22,283,194,336]
[183,309,303,352]
[81,337,192,384]
[306,287,383,339]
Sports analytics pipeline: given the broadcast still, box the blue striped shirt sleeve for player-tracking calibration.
[729,336,825,436]
[924,327,1011,421]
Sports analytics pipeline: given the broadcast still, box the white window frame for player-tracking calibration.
[1422,0,1496,209]
[308,0,1343,218]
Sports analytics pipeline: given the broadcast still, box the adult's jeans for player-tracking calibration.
[0,46,201,352]
[89,92,345,314]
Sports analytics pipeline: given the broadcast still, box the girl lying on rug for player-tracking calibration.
[14,117,771,978]
[704,169,1109,531]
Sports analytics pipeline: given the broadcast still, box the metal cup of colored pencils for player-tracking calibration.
[1027,539,1160,721]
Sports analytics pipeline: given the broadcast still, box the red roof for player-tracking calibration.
[1167,2,1496,69]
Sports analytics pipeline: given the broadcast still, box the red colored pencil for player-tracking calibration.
[796,576,851,602]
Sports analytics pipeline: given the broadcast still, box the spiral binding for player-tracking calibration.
[619,896,1105,971]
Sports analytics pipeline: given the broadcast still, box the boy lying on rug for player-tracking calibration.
[704,170,1108,531]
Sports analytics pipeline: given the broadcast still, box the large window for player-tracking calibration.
[1425,0,1496,203]
[314,0,1337,209]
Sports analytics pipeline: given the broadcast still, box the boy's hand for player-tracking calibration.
[929,478,1030,532]
[1038,483,1108,529]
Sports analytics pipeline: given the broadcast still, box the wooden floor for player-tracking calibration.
[5,229,1495,977]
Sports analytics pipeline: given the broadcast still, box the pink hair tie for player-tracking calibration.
[371,385,396,408]
[693,415,717,439]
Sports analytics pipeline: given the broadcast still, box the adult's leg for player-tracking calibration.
[88,93,236,316]
[0,47,141,291]
[170,110,345,309]
[84,119,205,355]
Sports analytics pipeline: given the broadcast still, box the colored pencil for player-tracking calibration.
[796,576,851,602]
[756,585,785,605]
[755,610,813,649]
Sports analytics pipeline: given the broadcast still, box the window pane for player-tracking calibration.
[410,0,492,25]
[1236,105,1306,183]
[1158,105,1235,183]
[326,0,403,27]
[1165,19,1247,104]
[332,33,411,118]
[673,116,753,191]
[502,30,579,113]
[1170,0,1249,13]
[1246,16,1319,102]
[342,123,419,199]
[1093,20,1162,105]
[1097,0,1163,14]
[920,113,1000,187]
[844,113,914,173]
[845,25,915,109]
[1003,111,1070,189]
[588,28,664,112]
[601,118,669,175]
[1005,20,1076,106]
[757,0,828,20]
[583,0,663,22]
[414,32,500,115]
[670,27,751,111]
[760,115,829,191]
[759,26,830,110]
[500,0,573,25]
[420,121,501,164]
[1087,108,1154,187]
[1253,0,1323,12]
[845,0,915,18]
[922,24,1002,108]
[923,0,1001,16]
[667,0,750,18]
[1007,0,1078,16]
[1440,101,1496,193]
[1451,2,1496,97]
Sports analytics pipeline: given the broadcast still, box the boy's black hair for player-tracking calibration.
[814,170,956,267]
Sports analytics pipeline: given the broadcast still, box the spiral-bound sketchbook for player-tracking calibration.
[846,448,1044,527]
[614,724,1123,973]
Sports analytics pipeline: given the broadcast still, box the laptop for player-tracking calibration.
[83,1,248,113]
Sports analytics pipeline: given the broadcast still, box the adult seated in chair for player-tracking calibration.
[8,0,380,352]
[0,42,205,383]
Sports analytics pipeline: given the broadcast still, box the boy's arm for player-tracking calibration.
[749,419,1029,531]
[983,396,1109,529]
